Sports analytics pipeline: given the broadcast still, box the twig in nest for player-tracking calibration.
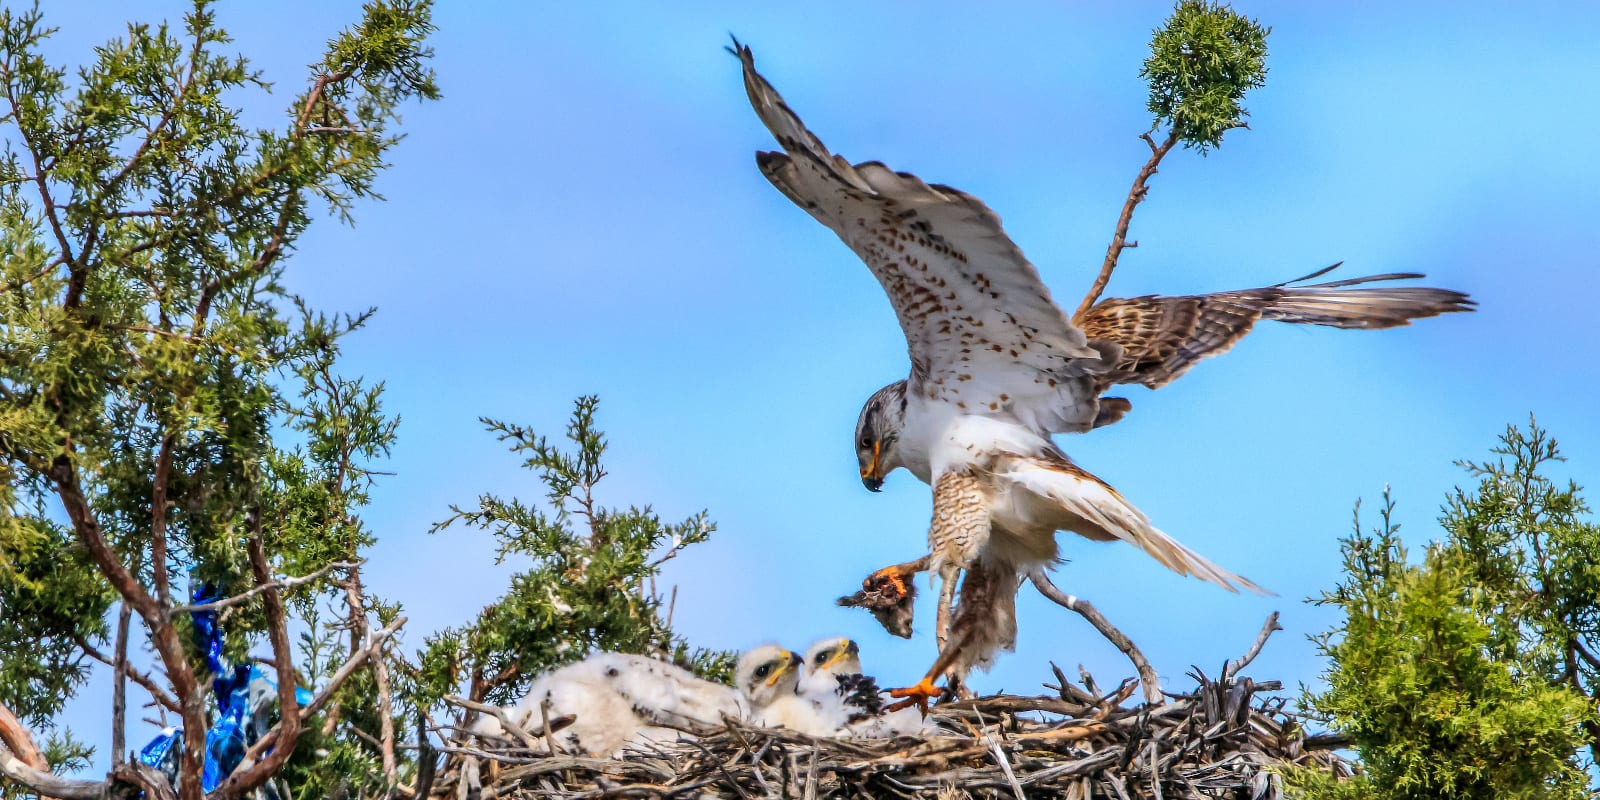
[1029,569,1163,705]
[1225,612,1282,681]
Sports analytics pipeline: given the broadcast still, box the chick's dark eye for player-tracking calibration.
[859,436,872,449]
[754,664,771,678]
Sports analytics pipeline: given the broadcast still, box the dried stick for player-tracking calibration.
[172,559,358,617]
[224,614,408,788]
[343,562,399,792]
[1029,568,1162,705]
[374,633,399,793]
[1,699,108,799]
[70,633,180,712]
[1225,612,1282,681]
[447,697,538,754]
[1072,129,1181,323]
[414,714,439,800]
[114,760,179,800]
[112,599,133,764]
[150,436,175,608]
[0,737,101,800]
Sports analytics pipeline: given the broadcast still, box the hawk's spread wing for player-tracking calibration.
[1080,266,1476,392]
[733,41,1110,431]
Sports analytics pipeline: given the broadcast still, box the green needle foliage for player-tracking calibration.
[1142,0,1269,152]
[1292,421,1598,800]
[413,397,736,714]
[0,2,437,798]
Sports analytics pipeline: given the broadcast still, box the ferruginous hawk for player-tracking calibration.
[730,41,1474,707]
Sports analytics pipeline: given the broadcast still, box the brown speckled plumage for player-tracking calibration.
[732,39,1474,691]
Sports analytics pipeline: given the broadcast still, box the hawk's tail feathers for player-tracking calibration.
[1259,269,1475,330]
[948,555,1021,677]
[1003,457,1273,597]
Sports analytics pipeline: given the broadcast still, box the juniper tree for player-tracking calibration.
[1292,422,1599,799]
[412,397,736,723]
[1075,0,1269,320]
[0,3,437,799]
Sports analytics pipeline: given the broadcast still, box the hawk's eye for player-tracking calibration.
[814,651,831,666]
[754,663,771,679]
[859,435,872,449]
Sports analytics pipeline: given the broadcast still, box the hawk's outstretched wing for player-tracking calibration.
[732,40,1112,433]
[1079,266,1476,394]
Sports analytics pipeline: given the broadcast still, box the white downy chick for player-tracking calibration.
[472,652,743,757]
[800,637,938,738]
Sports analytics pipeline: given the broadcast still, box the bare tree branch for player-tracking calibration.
[0,737,102,800]
[1028,568,1163,705]
[69,633,180,713]
[216,616,407,800]
[1072,128,1181,323]
[150,435,175,608]
[112,600,134,765]
[170,560,358,618]
[1225,612,1282,680]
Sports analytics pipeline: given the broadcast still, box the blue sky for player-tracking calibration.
[50,0,1600,764]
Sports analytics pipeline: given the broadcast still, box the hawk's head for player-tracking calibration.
[736,645,803,709]
[855,381,908,491]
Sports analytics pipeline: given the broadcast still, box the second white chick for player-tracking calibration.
[800,637,938,738]
[738,644,838,735]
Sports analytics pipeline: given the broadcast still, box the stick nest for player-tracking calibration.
[430,664,1351,800]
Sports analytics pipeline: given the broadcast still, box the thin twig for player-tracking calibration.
[1073,128,1181,322]
[171,559,358,617]
[228,614,408,782]
[75,631,181,713]
[1029,568,1163,705]
[112,599,133,764]
[1225,612,1282,681]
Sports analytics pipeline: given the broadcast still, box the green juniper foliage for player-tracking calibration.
[1142,0,1269,152]
[1292,422,1598,800]
[0,2,436,799]
[413,397,736,714]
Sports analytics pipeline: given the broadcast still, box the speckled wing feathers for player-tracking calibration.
[1080,269,1475,392]
[734,41,1108,431]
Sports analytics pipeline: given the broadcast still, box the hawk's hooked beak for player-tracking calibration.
[861,441,884,492]
[765,651,801,687]
[823,639,859,671]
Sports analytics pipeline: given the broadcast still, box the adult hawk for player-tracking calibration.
[731,41,1473,705]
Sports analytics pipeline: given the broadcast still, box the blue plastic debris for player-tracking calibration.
[135,578,304,796]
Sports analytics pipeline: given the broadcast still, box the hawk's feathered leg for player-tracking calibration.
[887,470,993,710]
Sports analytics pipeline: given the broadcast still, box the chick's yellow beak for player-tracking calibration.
[822,639,858,670]
[764,651,797,686]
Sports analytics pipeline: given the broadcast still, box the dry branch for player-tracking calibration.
[1029,569,1163,705]
[1073,129,1181,322]
[171,559,358,617]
